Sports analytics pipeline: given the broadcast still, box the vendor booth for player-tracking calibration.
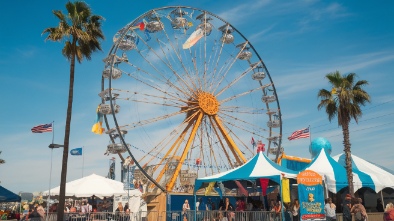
[195,151,298,185]
[194,151,298,192]
[0,185,21,202]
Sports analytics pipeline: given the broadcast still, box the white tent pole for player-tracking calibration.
[381,191,385,208]
[324,175,329,199]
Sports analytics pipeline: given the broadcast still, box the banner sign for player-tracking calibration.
[297,170,325,221]
[123,165,136,190]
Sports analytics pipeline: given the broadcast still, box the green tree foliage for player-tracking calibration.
[42,2,104,220]
[317,71,370,195]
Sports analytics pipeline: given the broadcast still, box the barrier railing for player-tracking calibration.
[20,211,386,221]
[163,210,280,221]
[43,211,278,221]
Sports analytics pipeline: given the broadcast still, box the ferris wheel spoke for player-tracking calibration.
[144,105,202,166]
[116,106,200,132]
[207,43,225,92]
[132,30,196,96]
[123,92,187,109]
[212,115,245,165]
[212,42,249,94]
[220,83,272,104]
[227,129,254,156]
[211,24,229,82]
[202,16,209,91]
[140,119,189,167]
[216,61,262,97]
[219,111,271,135]
[152,12,200,92]
[220,106,268,115]
[151,118,197,184]
[128,52,194,99]
[114,88,186,108]
[201,118,221,174]
[122,67,192,103]
[207,115,235,169]
[208,55,232,92]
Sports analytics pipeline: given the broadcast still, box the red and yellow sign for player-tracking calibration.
[297,170,322,186]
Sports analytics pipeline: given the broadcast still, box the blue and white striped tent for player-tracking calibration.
[300,148,349,193]
[333,153,394,193]
[194,152,298,191]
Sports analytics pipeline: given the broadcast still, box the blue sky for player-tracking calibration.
[0,0,393,194]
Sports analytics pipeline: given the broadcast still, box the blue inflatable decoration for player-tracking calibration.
[309,137,332,158]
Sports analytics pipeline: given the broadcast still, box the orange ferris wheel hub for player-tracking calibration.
[197,92,219,115]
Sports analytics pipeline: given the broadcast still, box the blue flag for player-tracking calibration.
[70,147,83,156]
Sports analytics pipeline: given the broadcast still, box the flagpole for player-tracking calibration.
[309,125,312,144]
[82,146,84,178]
[47,121,54,221]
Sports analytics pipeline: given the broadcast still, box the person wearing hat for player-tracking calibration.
[343,194,352,221]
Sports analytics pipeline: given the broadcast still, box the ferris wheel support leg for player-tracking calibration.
[152,121,195,188]
[212,115,247,164]
[166,112,204,191]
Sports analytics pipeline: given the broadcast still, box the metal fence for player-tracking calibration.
[43,211,278,221]
[17,211,385,221]
[163,210,279,221]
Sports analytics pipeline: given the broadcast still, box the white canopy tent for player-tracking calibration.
[43,173,130,197]
[333,153,394,192]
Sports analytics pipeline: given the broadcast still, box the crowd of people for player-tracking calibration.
[182,197,300,221]
[20,203,45,221]
[180,194,394,221]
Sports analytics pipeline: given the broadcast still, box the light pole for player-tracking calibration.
[47,144,64,221]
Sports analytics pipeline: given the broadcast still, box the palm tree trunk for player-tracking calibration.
[57,48,76,221]
[342,120,354,196]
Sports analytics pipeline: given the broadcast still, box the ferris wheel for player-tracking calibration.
[99,6,282,193]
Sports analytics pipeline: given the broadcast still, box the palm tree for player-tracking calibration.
[317,71,370,195]
[42,2,104,220]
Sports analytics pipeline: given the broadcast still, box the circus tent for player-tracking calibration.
[333,153,394,192]
[194,152,298,192]
[300,148,349,193]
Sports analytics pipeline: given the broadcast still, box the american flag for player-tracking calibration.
[251,137,256,146]
[288,127,310,140]
[31,123,53,133]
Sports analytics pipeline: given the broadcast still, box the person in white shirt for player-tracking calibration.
[325,198,337,221]
[183,199,191,221]
[87,203,92,213]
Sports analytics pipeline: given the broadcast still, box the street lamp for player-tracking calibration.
[46,143,63,221]
[48,144,64,149]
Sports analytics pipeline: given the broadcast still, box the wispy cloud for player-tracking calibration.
[216,0,272,24]
[273,49,394,99]
[297,2,350,28]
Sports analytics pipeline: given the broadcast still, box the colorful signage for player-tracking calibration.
[297,170,325,221]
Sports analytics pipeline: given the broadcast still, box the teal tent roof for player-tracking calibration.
[0,185,21,202]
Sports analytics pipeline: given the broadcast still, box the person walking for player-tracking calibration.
[292,199,300,221]
[351,198,367,221]
[343,194,352,221]
[325,198,336,221]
